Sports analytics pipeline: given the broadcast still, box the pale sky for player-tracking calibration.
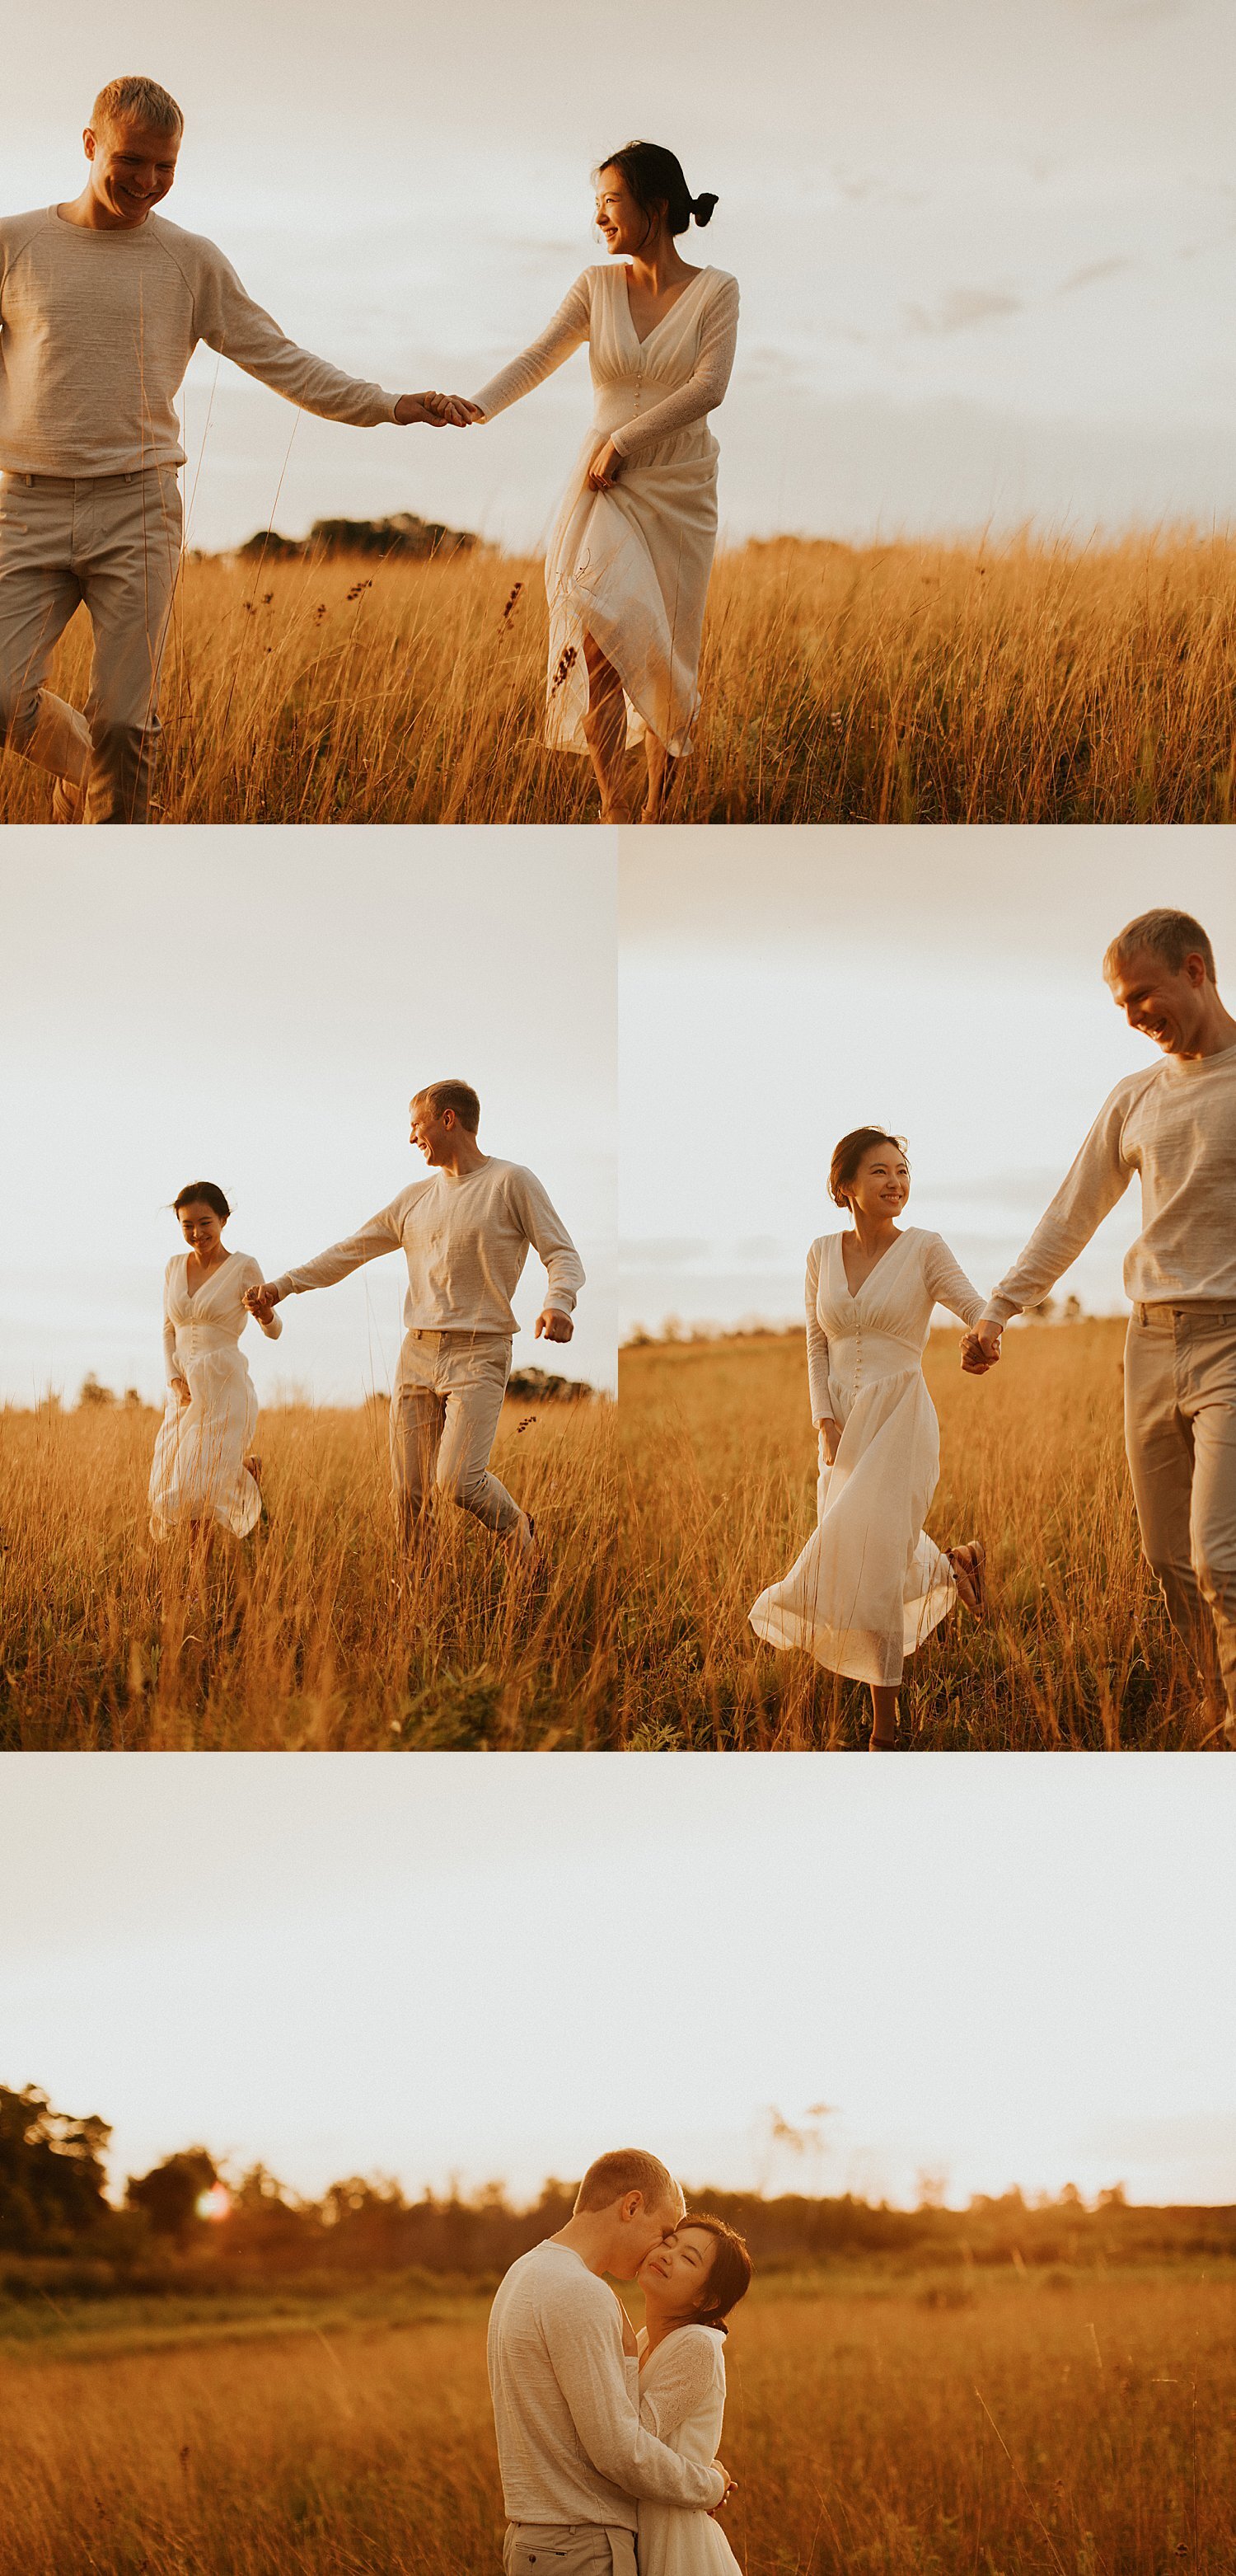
[2,2,1231,549]
[0,828,617,1400]
[1,1753,1233,2210]
[620,826,1236,1338]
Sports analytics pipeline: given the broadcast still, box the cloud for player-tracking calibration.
[903,287,1024,336]
[1059,256,1136,293]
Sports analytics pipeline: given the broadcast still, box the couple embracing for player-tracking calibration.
[0,76,737,823]
[489,2149,751,2576]
[751,906,1236,1746]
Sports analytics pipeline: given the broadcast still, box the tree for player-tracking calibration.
[0,2083,111,2249]
[127,2148,218,2245]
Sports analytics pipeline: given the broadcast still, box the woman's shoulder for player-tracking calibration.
[700,265,738,292]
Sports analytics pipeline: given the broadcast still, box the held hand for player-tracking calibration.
[960,1320,1003,1377]
[817,1416,842,1465]
[586,436,623,491]
[245,1282,281,1326]
[535,1309,574,1344]
[394,392,484,427]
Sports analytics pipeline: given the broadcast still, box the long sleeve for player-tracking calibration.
[162,1268,185,1389]
[639,2330,723,2443]
[981,1088,1135,1324]
[187,243,399,427]
[240,1258,283,1340]
[472,275,592,421]
[611,275,738,459]
[270,1199,407,1302]
[922,1236,986,1328]
[805,1240,832,1424]
[513,1170,585,1314]
[538,2292,725,2512]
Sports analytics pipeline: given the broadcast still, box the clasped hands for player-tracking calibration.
[244,1282,282,1327]
[958,1320,1003,1376]
[392,391,486,428]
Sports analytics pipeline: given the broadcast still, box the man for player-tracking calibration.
[961,907,1236,1734]
[246,1081,583,1556]
[488,2149,732,2576]
[0,75,471,823]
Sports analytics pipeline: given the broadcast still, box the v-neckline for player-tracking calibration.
[184,1249,232,1302]
[838,1227,911,1302]
[620,263,708,350]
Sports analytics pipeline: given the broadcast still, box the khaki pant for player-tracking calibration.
[1125,1304,1236,1717]
[0,465,182,822]
[390,1329,521,1535]
[503,2527,637,2576]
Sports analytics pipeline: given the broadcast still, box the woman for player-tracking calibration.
[470,141,739,822]
[623,2216,751,2576]
[148,1182,282,1543]
[749,1128,989,1748]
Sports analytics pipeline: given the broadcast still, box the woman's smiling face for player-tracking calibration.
[638,2224,717,2318]
[594,168,656,258]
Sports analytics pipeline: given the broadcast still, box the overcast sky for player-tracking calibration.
[2,1,1231,549]
[620,825,1236,1338]
[0,828,617,1400]
[2,1753,1233,2211]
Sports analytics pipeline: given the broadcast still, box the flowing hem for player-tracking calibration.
[542,574,700,760]
[149,1474,260,1542]
[749,1570,957,1686]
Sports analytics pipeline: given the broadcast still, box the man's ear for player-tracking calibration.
[83,128,98,162]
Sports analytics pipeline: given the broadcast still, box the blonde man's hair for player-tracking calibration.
[414,1079,481,1133]
[1104,908,1216,985]
[574,2150,683,2217]
[91,77,184,138]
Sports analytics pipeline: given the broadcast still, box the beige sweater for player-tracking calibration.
[0,207,399,476]
[487,2242,726,2526]
[983,1044,1236,1322]
[270,1158,584,1336]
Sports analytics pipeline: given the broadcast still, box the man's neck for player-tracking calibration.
[57,185,150,234]
[1171,997,1236,1063]
[436,1144,490,1180]
[549,2213,611,2276]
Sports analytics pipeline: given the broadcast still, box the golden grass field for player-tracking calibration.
[617,1320,1215,1752]
[0,1396,619,1752]
[1,2266,1231,2575]
[0,532,1232,823]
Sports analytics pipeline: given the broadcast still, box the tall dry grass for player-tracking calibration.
[0,1397,620,1750]
[0,533,1232,823]
[617,1321,1212,1750]
[1,2269,1231,2574]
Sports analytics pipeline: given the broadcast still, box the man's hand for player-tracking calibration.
[245,1282,282,1327]
[535,1310,574,1344]
[817,1415,842,1465]
[586,436,623,491]
[960,1319,1003,1376]
[393,392,484,427]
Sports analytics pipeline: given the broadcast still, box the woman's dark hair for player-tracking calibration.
[173,1181,231,1222]
[828,1128,908,1213]
[678,2212,753,2333]
[597,142,718,242]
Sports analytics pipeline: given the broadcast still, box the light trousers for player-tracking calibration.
[0,464,182,822]
[1125,1304,1236,1716]
[389,1329,521,1535]
[503,2526,638,2576]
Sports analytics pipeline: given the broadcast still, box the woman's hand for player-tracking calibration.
[586,437,623,491]
[394,392,485,427]
[172,1377,191,1409]
[817,1416,842,1465]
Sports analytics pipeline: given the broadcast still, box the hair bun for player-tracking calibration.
[691,191,719,228]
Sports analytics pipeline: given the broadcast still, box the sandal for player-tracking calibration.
[947,1541,987,1621]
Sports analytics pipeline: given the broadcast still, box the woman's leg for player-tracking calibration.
[581,634,632,820]
[868,1685,899,1748]
[642,732,677,823]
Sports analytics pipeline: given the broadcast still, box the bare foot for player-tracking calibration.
[244,1454,263,1485]
[947,1541,987,1620]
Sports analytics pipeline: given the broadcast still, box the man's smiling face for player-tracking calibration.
[83,114,181,227]
[1105,944,1209,1057]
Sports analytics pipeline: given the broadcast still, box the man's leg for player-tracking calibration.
[1182,1319,1236,1726]
[389,1339,446,1540]
[79,468,183,823]
[0,477,91,792]
[435,1339,523,1535]
[1124,1314,1212,1683]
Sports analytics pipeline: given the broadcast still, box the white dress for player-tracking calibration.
[473,265,740,758]
[749,1229,986,1687]
[637,2325,742,2576]
[147,1252,280,1540]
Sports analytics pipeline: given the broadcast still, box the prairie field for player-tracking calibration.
[616,1319,1214,1751]
[1,2265,1232,2575]
[0,1395,619,1751]
[0,532,1233,824]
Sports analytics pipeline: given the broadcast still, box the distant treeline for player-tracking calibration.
[233,511,482,564]
[3,2085,1233,2297]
